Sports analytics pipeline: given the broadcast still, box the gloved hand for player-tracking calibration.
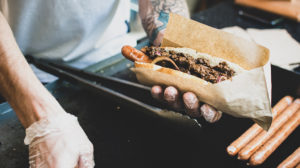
[151,85,222,123]
[24,112,94,168]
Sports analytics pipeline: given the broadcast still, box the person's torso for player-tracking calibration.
[0,0,130,61]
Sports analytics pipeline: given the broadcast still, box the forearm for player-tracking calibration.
[0,13,64,128]
[139,0,189,45]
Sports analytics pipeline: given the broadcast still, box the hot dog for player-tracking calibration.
[278,147,300,168]
[227,96,293,156]
[238,99,300,160]
[121,45,272,128]
[249,111,300,166]
[121,46,245,84]
[122,45,236,123]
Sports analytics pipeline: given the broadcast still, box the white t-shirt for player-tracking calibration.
[0,0,135,81]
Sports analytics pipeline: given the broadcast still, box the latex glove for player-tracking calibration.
[151,85,222,123]
[24,113,94,168]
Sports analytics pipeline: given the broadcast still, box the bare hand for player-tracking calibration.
[151,85,222,123]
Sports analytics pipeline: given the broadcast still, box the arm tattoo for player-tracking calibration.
[139,0,189,44]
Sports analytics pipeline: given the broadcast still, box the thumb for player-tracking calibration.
[77,152,95,168]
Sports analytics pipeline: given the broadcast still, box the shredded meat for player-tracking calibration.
[142,46,235,83]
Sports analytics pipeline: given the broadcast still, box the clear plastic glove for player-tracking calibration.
[151,85,222,123]
[24,113,94,168]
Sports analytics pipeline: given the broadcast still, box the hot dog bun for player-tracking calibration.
[134,47,245,85]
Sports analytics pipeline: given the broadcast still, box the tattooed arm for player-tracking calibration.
[139,0,189,46]
[139,1,222,123]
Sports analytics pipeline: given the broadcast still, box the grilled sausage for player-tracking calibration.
[278,147,300,168]
[249,111,300,166]
[121,45,152,63]
[227,96,293,156]
[238,99,300,160]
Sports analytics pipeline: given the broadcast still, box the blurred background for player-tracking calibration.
[128,0,229,43]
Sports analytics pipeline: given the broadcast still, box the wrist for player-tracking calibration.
[27,95,66,128]
[149,11,169,45]
[10,81,66,128]
[153,29,165,46]
[1,57,66,128]
[24,112,75,145]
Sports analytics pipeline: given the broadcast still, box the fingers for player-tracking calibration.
[151,86,222,123]
[78,152,95,168]
[182,92,201,117]
[29,140,49,168]
[151,85,164,101]
[163,86,182,110]
[200,104,222,123]
[151,85,182,110]
[77,141,95,168]
[182,93,222,123]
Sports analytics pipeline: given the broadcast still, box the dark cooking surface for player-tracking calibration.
[0,1,299,168]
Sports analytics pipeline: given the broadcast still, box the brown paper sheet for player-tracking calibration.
[132,13,272,130]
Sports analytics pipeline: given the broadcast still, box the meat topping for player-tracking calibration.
[142,46,236,83]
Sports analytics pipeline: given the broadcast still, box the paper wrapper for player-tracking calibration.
[132,13,272,130]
